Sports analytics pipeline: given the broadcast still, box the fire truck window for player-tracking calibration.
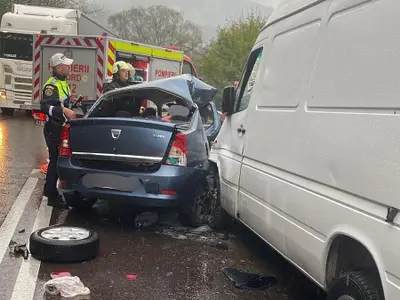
[183,61,194,75]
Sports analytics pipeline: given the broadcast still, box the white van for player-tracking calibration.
[209,0,400,299]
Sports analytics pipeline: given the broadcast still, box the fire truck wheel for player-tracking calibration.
[29,225,99,263]
[1,108,14,116]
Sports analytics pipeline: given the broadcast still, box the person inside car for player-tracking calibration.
[102,61,130,93]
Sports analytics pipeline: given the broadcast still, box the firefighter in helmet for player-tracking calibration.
[126,63,143,83]
[102,61,130,93]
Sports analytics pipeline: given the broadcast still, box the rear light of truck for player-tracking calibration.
[59,124,72,157]
[164,132,187,167]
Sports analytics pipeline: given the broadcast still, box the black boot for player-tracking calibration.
[47,194,69,209]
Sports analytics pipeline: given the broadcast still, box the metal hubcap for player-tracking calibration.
[338,296,355,300]
[41,227,90,241]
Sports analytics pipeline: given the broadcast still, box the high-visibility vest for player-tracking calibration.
[43,76,71,108]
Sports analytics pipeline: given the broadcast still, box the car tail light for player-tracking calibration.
[59,124,71,157]
[32,111,46,121]
[165,132,187,167]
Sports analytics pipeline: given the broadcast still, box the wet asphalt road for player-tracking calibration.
[0,111,325,300]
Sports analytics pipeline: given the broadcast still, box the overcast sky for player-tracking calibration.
[252,0,282,8]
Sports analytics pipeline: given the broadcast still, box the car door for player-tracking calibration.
[212,45,264,218]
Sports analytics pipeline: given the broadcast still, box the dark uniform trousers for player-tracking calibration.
[40,74,71,198]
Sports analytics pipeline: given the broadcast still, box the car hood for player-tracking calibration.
[104,74,217,110]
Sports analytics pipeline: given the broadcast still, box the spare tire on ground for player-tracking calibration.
[29,225,99,263]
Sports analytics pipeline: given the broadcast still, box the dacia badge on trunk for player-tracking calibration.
[111,129,121,140]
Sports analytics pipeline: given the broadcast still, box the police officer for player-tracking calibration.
[41,53,76,208]
[102,61,130,93]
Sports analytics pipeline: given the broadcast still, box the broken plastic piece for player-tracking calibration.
[222,267,277,290]
[51,271,72,279]
[126,274,137,280]
[19,229,25,233]
[44,276,90,297]
[12,243,29,260]
[134,212,159,228]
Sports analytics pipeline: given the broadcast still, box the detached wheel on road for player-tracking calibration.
[327,271,383,300]
[63,193,97,210]
[29,225,99,263]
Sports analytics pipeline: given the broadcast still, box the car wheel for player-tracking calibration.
[179,164,230,228]
[29,225,99,263]
[178,182,208,227]
[64,193,97,210]
[327,271,383,300]
[1,108,14,116]
[206,163,230,230]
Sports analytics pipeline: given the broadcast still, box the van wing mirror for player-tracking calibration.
[222,86,235,115]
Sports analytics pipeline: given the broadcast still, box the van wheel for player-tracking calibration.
[206,164,230,230]
[327,271,383,300]
[63,193,97,210]
[1,108,14,116]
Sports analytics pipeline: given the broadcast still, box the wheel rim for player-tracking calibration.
[41,227,90,241]
[338,296,355,300]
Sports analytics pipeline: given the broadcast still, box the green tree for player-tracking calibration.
[108,5,203,55]
[198,12,267,104]
[0,0,102,20]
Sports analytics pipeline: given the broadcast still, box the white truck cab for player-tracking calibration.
[210,0,400,299]
[0,4,116,115]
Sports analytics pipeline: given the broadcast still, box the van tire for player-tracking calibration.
[327,271,383,300]
[29,225,99,263]
[63,193,97,210]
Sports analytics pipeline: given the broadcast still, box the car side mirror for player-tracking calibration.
[222,86,235,115]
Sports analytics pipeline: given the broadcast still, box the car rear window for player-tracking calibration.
[88,90,192,124]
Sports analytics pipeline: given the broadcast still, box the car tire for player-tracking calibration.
[29,225,99,263]
[1,108,14,116]
[63,193,97,210]
[179,164,230,229]
[178,183,206,228]
[206,163,230,230]
[327,271,383,300]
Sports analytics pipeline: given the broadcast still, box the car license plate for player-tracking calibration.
[35,120,45,126]
[20,104,31,110]
[81,174,138,192]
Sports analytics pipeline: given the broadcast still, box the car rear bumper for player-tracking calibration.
[57,157,206,207]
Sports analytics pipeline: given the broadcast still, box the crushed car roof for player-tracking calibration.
[105,74,217,109]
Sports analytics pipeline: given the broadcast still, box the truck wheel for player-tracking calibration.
[63,193,97,210]
[1,108,14,116]
[327,271,383,300]
[29,225,99,263]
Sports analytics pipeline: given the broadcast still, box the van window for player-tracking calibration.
[235,48,263,112]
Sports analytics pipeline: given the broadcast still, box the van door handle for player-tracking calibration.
[237,125,246,134]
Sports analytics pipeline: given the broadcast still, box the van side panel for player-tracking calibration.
[239,0,400,296]
[240,0,327,283]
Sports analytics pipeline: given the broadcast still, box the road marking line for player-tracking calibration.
[30,169,40,175]
[0,177,38,263]
[10,197,53,300]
